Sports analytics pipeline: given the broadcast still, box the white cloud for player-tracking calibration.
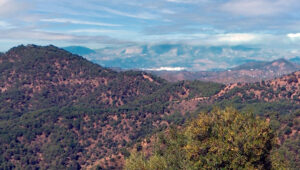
[0,29,130,46]
[0,0,7,6]
[124,47,143,54]
[0,21,10,28]
[161,48,178,57]
[66,29,141,41]
[100,6,157,20]
[287,33,300,39]
[166,0,207,4]
[69,29,120,33]
[194,59,215,65]
[41,18,121,27]
[216,33,258,43]
[141,33,264,45]
[0,0,30,17]
[221,0,296,16]
[161,9,176,14]
[0,30,73,41]
[144,67,186,71]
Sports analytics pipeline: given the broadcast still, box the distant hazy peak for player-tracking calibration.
[63,46,96,56]
[290,57,300,64]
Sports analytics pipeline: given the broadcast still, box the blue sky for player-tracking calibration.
[0,0,300,52]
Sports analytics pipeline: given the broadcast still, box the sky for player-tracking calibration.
[0,0,300,53]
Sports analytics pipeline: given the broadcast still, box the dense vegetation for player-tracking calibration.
[0,45,223,169]
[125,108,286,170]
[0,45,299,169]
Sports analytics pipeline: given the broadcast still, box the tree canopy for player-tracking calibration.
[125,107,287,170]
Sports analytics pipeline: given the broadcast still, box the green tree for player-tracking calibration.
[125,107,287,170]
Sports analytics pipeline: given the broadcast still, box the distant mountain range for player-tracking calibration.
[149,58,300,84]
[63,46,96,56]
[290,57,300,64]
[62,45,300,84]
[62,44,300,72]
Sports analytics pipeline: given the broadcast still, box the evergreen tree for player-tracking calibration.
[125,107,288,170]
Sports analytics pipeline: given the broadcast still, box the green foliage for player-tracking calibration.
[185,108,277,169]
[276,137,300,168]
[196,100,300,169]
[185,80,225,98]
[125,152,171,170]
[125,108,287,170]
[0,45,224,169]
[1,45,299,169]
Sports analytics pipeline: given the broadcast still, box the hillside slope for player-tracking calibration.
[0,45,223,169]
[150,71,300,169]
[0,45,169,116]
[1,45,299,169]
[215,71,300,103]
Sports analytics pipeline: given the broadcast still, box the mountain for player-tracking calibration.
[290,56,300,64]
[214,71,300,103]
[151,59,300,84]
[0,45,223,169]
[63,46,96,56]
[85,44,300,72]
[132,71,300,169]
[0,45,299,169]
[86,44,265,71]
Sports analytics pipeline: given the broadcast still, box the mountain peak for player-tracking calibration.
[63,46,96,56]
[290,56,300,64]
[272,58,290,64]
[269,58,297,68]
[5,44,82,62]
[7,44,59,52]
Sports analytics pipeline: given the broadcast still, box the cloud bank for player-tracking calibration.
[0,0,299,65]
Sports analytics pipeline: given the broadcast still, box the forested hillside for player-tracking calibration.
[125,71,300,170]
[125,108,287,170]
[0,45,299,169]
[0,45,223,169]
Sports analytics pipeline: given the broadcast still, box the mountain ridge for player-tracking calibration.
[150,58,300,84]
[0,45,299,169]
[0,45,223,169]
[290,56,300,64]
[79,44,300,72]
[63,46,96,56]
